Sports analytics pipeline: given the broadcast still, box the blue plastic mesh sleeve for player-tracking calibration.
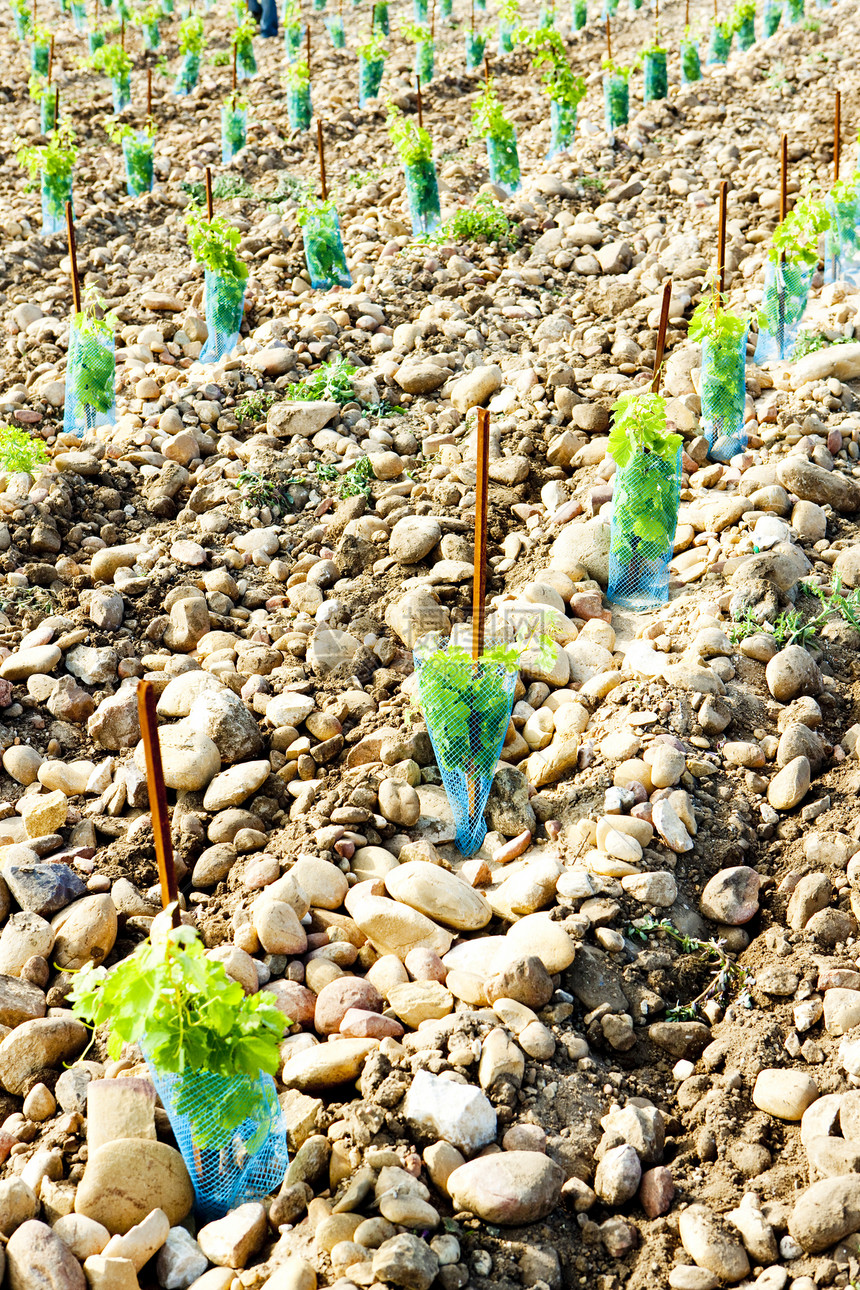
[707,23,732,62]
[415,639,517,857]
[64,322,116,439]
[763,0,781,33]
[143,1054,289,1222]
[700,322,749,462]
[199,269,246,364]
[222,104,248,163]
[301,206,352,290]
[404,159,441,237]
[41,173,72,238]
[122,133,154,198]
[486,132,521,196]
[643,51,668,103]
[548,101,577,159]
[825,190,860,287]
[603,74,629,139]
[680,39,701,83]
[754,259,811,363]
[608,448,680,611]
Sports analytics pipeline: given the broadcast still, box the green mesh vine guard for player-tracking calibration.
[404,159,441,236]
[608,448,681,611]
[222,104,247,162]
[112,74,132,112]
[465,31,485,70]
[41,173,72,238]
[701,323,749,462]
[236,39,257,79]
[40,94,58,134]
[325,14,346,46]
[415,636,517,857]
[643,50,668,103]
[31,43,49,75]
[825,190,860,287]
[486,132,520,195]
[707,23,732,62]
[199,270,245,364]
[754,260,811,363]
[358,54,385,106]
[763,0,781,33]
[122,133,154,197]
[174,52,200,95]
[301,205,352,290]
[284,23,304,61]
[287,85,312,131]
[603,73,628,140]
[548,101,577,158]
[64,323,116,438]
[680,39,701,83]
[415,39,434,82]
[572,0,586,28]
[735,13,755,48]
[142,1052,289,1223]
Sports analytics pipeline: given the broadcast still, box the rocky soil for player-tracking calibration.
[5,2,860,1290]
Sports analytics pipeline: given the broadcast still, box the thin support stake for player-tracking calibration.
[147,66,152,122]
[137,680,181,928]
[484,53,490,85]
[48,35,54,82]
[65,202,81,316]
[780,131,788,223]
[472,406,490,661]
[316,119,327,200]
[54,83,59,123]
[685,0,689,26]
[205,165,213,221]
[121,18,125,47]
[471,0,474,30]
[430,0,435,40]
[606,17,611,61]
[306,23,310,71]
[416,75,423,128]
[651,280,672,394]
[717,179,728,297]
[835,89,841,183]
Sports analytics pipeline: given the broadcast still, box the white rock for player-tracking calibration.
[402,1070,496,1154]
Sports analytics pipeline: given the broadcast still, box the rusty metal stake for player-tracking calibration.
[317,119,327,200]
[472,407,490,661]
[651,280,672,394]
[137,680,180,926]
[717,179,728,297]
[66,202,81,315]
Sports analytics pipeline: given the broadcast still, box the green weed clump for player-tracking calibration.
[0,425,49,475]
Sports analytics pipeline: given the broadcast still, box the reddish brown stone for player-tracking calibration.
[313,976,383,1035]
[640,1166,674,1218]
[261,980,317,1028]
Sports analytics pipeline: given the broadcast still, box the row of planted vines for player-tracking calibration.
[5,0,859,882]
